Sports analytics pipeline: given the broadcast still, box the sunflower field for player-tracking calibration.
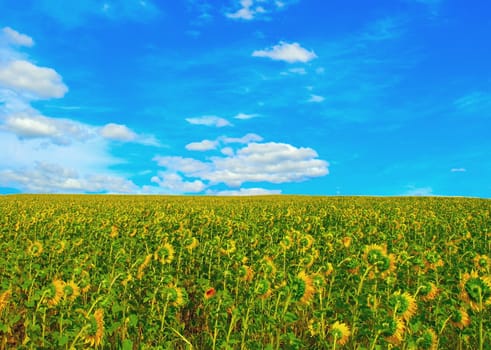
[0,194,490,349]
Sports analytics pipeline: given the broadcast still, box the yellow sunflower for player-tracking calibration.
[47,279,65,307]
[379,316,405,345]
[329,321,351,346]
[154,243,175,264]
[419,282,440,302]
[291,271,315,305]
[85,308,104,347]
[238,265,254,282]
[0,289,12,313]
[389,291,418,322]
[459,270,491,311]
[27,240,44,257]
[64,280,80,302]
[166,285,186,307]
[473,254,491,273]
[416,328,438,350]
[255,279,272,299]
[450,307,471,329]
[137,254,153,280]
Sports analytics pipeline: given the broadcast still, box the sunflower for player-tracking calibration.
[53,240,67,254]
[47,279,65,307]
[109,225,118,238]
[300,249,319,269]
[185,237,199,251]
[85,308,104,347]
[342,236,352,249]
[0,289,11,313]
[388,291,418,322]
[64,280,80,302]
[308,319,321,337]
[166,285,187,307]
[450,307,471,329]
[363,244,396,279]
[329,321,351,346]
[416,328,438,350]
[137,254,153,280]
[255,279,272,299]
[298,234,314,252]
[261,256,277,277]
[363,244,387,264]
[204,287,216,300]
[238,265,254,282]
[419,282,440,302]
[154,243,175,264]
[291,271,315,305]
[459,270,491,311]
[280,234,293,250]
[473,254,491,273]
[423,251,444,271]
[219,239,236,255]
[26,240,43,257]
[379,316,405,345]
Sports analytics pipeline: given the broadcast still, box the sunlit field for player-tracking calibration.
[1,195,490,349]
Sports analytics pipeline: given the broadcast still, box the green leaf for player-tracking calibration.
[122,339,133,350]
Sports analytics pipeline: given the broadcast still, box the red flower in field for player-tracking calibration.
[205,288,216,299]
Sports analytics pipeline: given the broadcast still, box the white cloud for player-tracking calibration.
[100,123,137,141]
[308,94,325,103]
[0,60,68,99]
[451,168,466,173]
[2,112,92,145]
[404,186,433,196]
[454,91,491,114]
[0,161,139,193]
[252,41,317,63]
[210,187,281,196]
[221,133,263,144]
[154,141,329,187]
[150,172,206,193]
[185,139,218,151]
[226,0,256,20]
[221,147,234,156]
[186,115,232,127]
[2,27,34,47]
[234,112,259,120]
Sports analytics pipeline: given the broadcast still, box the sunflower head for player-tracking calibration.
[85,308,104,347]
[388,291,417,322]
[27,240,44,257]
[0,289,12,313]
[329,321,351,346]
[419,282,440,302]
[416,328,438,350]
[473,254,491,272]
[298,234,314,251]
[255,279,272,299]
[154,243,175,264]
[260,256,277,277]
[166,285,187,307]
[459,271,491,311]
[47,279,65,307]
[290,271,315,305]
[280,234,293,250]
[64,281,80,302]
[378,316,405,345]
[238,265,254,282]
[450,307,471,329]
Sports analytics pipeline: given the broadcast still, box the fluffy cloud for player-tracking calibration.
[150,172,206,193]
[185,139,218,151]
[0,162,139,193]
[308,94,325,103]
[0,60,68,99]
[404,186,433,196]
[225,0,296,21]
[451,168,466,173]
[2,27,34,47]
[234,112,259,120]
[221,133,263,144]
[100,123,137,141]
[3,112,91,145]
[154,140,328,187]
[454,91,491,114]
[186,115,232,127]
[209,187,282,196]
[252,41,317,63]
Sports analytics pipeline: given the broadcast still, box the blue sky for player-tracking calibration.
[0,0,490,196]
